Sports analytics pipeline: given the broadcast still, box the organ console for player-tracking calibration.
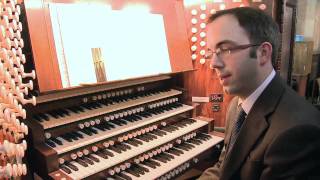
[25,75,224,180]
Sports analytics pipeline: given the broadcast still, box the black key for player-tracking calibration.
[104,176,116,180]
[148,109,159,115]
[55,109,65,117]
[121,143,132,150]
[146,133,158,139]
[148,159,161,167]
[141,111,152,116]
[88,154,100,162]
[199,133,212,140]
[160,127,173,133]
[185,119,196,124]
[67,132,77,140]
[82,104,93,110]
[141,134,152,141]
[48,111,59,118]
[118,172,133,180]
[185,143,195,149]
[118,119,128,125]
[131,139,143,145]
[189,139,201,145]
[96,151,108,159]
[39,113,49,121]
[68,107,79,113]
[167,149,180,156]
[93,102,102,108]
[142,161,156,169]
[65,162,78,171]
[100,99,112,106]
[123,116,134,122]
[89,103,98,109]
[141,135,151,142]
[132,114,142,120]
[135,136,147,142]
[149,131,163,137]
[135,164,149,173]
[106,122,116,128]
[127,115,138,121]
[51,138,63,145]
[61,109,70,116]
[155,129,167,135]
[103,149,114,157]
[157,109,165,113]
[82,156,94,165]
[45,140,56,148]
[105,123,116,129]
[158,154,171,161]
[113,174,126,180]
[147,133,158,140]
[126,140,138,147]
[76,106,85,112]
[113,144,126,152]
[162,106,170,111]
[137,113,148,118]
[169,125,179,131]
[60,165,72,174]
[126,169,140,177]
[163,152,175,159]
[33,114,43,122]
[131,166,145,175]
[61,135,73,142]
[76,159,88,167]
[176,144,190,151]
[87,127,98,134]
[172,148,184,154]
[112,120,125,126]
[180,143,192,150]
[95,124,107,131]
[81,129,93,136]
[175,122,187,128]
[72,131,83,139]
[153,156,167,163]
[171,148,184,155]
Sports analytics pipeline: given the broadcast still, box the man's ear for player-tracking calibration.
[257,42,272,65]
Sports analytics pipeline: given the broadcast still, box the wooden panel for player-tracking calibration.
[24,0,63,92]
[293,41,314,75]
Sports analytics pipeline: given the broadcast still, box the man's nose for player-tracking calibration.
[210,54,224,69]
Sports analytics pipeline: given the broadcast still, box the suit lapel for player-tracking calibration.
[220,75,286,180]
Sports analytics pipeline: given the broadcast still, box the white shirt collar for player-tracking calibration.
[238,70,276,114]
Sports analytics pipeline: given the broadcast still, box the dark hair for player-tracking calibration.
[208,7,280,65]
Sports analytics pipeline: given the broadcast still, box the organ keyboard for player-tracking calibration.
[25,75,223,179]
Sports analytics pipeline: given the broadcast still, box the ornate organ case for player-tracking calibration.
[19,0,225,179]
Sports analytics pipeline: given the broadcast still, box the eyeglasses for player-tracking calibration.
[204,44,260,59]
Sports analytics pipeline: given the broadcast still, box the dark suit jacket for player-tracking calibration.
[198,75,320,180]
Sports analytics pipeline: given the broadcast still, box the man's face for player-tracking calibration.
[207,15,260,97]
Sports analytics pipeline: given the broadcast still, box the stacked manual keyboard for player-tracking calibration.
[25,76,223,180]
